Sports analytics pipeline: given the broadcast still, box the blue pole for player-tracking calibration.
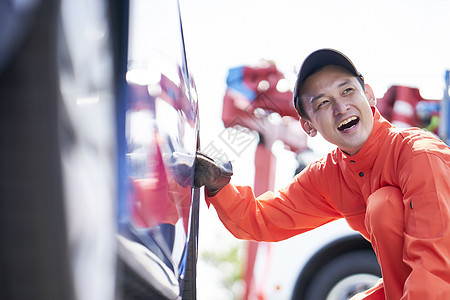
[440,70,450,145]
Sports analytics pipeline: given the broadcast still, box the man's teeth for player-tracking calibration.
[338,117,357,129]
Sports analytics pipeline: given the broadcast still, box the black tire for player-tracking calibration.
[304,250,381,300]
[0,1,75,299]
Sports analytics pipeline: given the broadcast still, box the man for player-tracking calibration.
[195,49,450,299]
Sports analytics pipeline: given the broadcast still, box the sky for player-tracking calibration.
[180,0,450,135]
[179,0,450,194]
[177,1,450,298]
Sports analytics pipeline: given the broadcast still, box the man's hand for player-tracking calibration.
[194,152,233,196]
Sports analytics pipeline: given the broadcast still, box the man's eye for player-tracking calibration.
[317,100,329,108]
[343,88,353,94]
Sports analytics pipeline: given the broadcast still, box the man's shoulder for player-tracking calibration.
[305,150,340,173]
[388,126,449,157]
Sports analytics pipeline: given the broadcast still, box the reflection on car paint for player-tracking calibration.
[117,0,199,298]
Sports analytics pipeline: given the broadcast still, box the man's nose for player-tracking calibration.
[333,98,350,115]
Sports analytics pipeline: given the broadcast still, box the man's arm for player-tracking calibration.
[204,167,342,242]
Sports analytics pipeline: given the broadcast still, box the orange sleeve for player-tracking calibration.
[205,169,342,242]
[399,151,450,298]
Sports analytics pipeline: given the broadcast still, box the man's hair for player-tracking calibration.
[293,49,364,120]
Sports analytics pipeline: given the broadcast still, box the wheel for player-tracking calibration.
[0,1,75,299]
[304,250,381,300]
[0,1,122,299]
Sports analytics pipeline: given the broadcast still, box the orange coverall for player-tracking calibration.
[206,108,450,299]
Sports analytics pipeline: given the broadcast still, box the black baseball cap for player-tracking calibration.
[293,49,364,111]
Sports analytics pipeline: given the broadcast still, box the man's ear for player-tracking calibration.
[364,84,377,107]
[300,118,317,137]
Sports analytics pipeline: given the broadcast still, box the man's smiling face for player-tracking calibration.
[299,65,376,155]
